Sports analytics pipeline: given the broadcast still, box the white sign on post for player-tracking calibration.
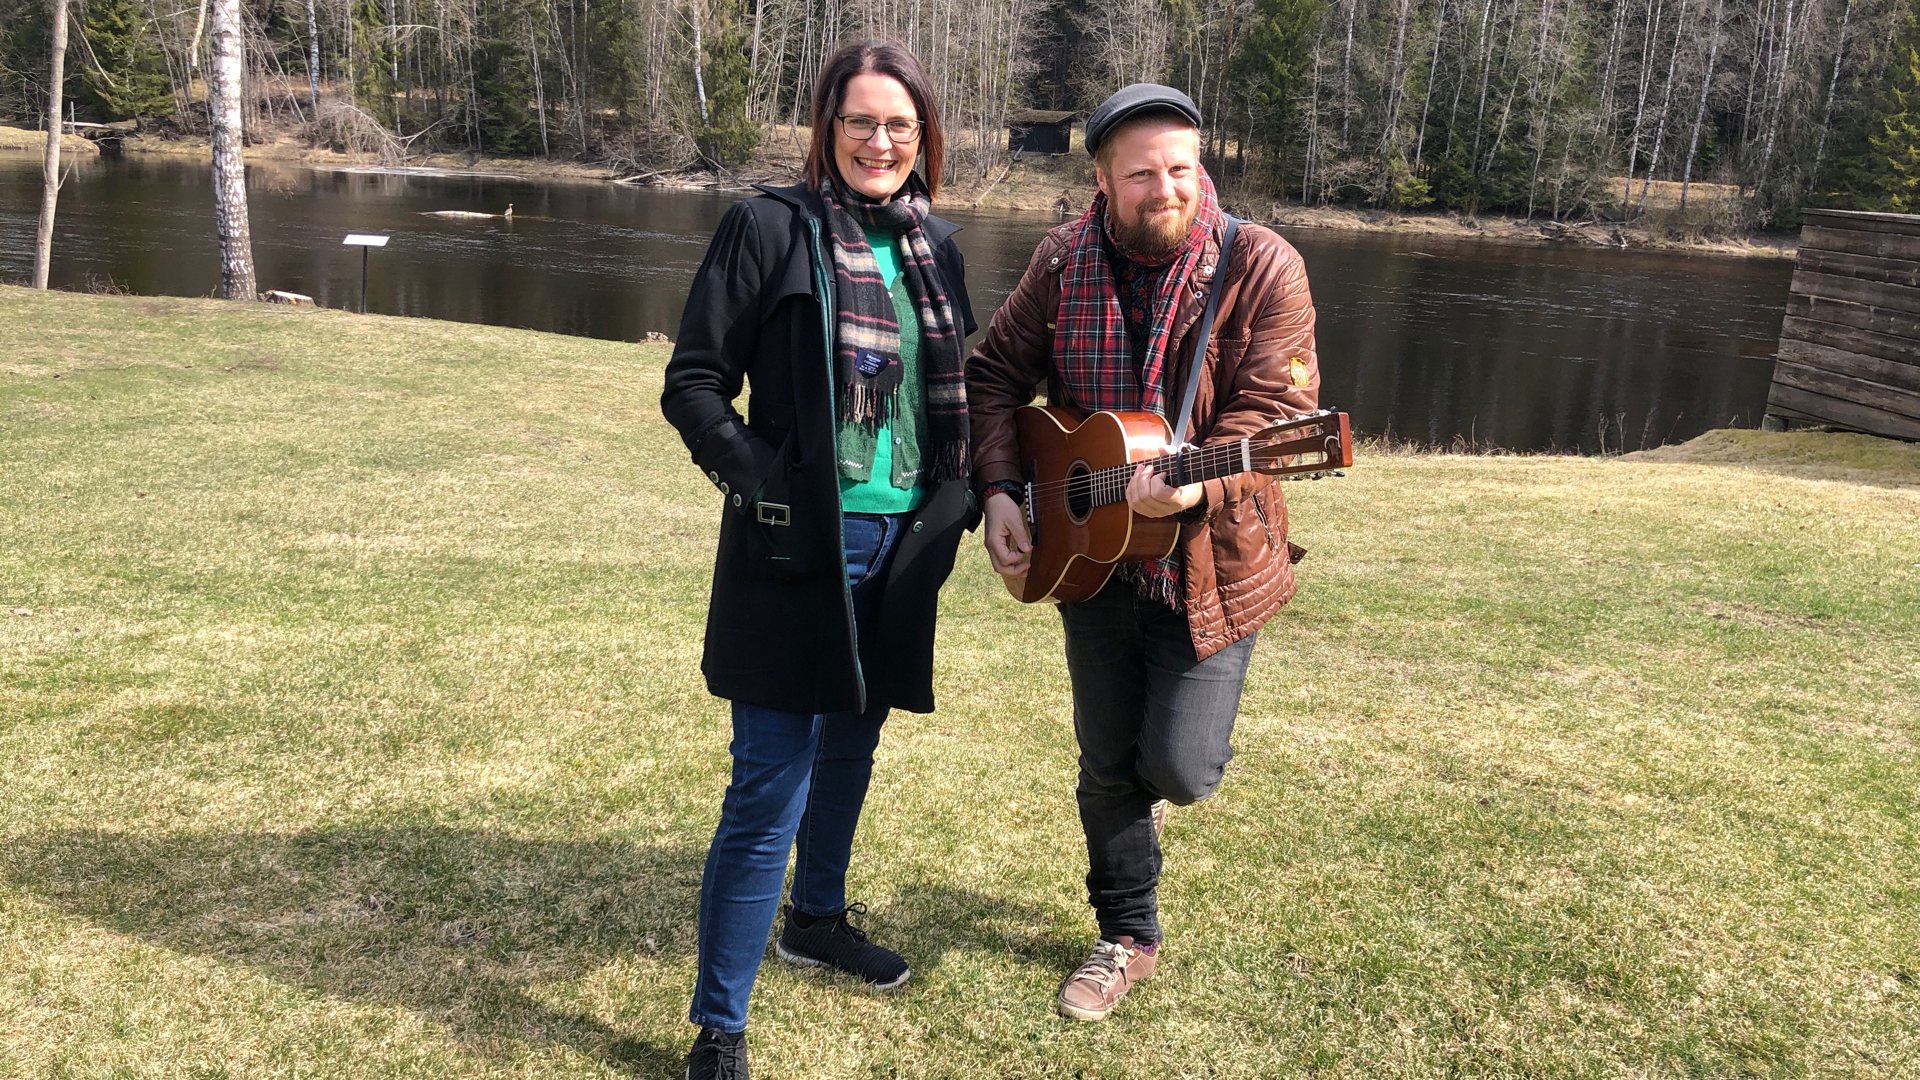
[342,234,392,312]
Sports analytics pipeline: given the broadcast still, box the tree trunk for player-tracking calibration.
[1635,0,1692,215]
[1810,0,1854,185]
[305,0,321,112]
[747,0,764,121]
[1379,0,1415,156]
[33,0,69,290]
[1623,0,1664,213]
[691,2,708,125]
[1468,0,1498,171]
[1414,0,1449,170]
[1679,0,1725,209]
[209,0,257,300]
[530,19,550,155]
[1340,0,1357,143]
[1755,0,1796,197]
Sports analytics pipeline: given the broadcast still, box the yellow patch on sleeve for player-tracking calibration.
[1290,356,1312,387]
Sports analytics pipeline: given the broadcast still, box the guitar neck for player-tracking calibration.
[1159,441,1254,488]
[1082,440,1252,510]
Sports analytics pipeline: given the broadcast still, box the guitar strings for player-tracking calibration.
[1022,437,1336,505]
[1022,442,1245,504]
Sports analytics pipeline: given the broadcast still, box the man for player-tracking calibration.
[965,84,1320,1021]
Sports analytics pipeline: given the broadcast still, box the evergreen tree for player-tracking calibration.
[351,0,397,124]
[1230,0,1320,181]
[696,0,757,168]
[468,0,543,153]
[73,0,171,119]
[1870,33,1920,209]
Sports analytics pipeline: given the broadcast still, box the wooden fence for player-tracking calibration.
[1765,208,1920,441]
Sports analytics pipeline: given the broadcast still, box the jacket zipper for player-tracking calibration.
[807,215,866,711]
[1250,489,1277,550]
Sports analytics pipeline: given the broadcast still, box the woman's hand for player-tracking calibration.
[983,491,1031,581]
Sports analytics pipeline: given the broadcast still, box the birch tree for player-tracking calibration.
[208,0,257,299]
[32,0,68,290]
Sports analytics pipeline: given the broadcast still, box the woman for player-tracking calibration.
[659,40,975,1080]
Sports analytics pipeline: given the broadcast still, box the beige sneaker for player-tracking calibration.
[1056,936,1158,1021]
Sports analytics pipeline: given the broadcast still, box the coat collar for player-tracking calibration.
[753,181,963,249]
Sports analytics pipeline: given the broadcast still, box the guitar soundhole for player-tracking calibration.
[1066,461,1093,522]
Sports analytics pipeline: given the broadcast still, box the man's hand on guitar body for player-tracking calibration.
[1126,457,1204,519]
[983,491,1033,581]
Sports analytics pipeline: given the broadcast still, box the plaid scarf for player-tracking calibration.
[1052,169,1223,610]
[819,174,969,483]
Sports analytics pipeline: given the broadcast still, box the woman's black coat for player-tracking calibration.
[660,183,978,716]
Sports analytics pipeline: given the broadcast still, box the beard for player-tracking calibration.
[1108,196,1198,258]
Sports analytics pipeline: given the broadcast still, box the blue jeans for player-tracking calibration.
[688,512,905,1033]
[1058,578,1257,944]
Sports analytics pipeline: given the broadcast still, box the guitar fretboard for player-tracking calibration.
[1038,439,1254,510]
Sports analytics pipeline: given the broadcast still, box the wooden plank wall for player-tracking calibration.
[1767,208,1920,440]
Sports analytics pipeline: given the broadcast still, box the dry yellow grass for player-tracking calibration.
[0,124,101,156]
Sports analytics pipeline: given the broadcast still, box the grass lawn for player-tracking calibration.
[2,285,1916,1079]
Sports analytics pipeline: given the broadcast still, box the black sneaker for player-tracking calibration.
[684,1027,748,1080]
[774,902,911,989]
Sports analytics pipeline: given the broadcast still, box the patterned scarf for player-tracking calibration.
[1052,168,1224,609]
[819,173,969,483]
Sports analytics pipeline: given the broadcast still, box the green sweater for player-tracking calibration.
[836,227,928,514]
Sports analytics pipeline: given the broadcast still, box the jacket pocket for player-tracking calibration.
[745,427,828,581]
[1249,489,1306,565]
[1249,487,1277,550]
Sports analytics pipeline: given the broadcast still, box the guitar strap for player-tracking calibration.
[1171,214,1240,447]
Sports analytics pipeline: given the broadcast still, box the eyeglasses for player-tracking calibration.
[837,115,924,143]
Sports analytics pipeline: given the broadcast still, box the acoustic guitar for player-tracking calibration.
[1000,405,1352,604]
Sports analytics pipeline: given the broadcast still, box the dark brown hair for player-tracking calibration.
[805,40,945,201]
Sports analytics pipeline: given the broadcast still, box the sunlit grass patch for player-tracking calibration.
[3,285,1916,1078]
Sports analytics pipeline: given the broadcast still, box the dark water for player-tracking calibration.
[0,153,1792,452]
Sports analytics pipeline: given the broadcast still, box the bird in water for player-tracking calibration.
[422,203,513,219]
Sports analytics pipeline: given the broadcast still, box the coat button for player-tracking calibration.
[708,471,719,482]
[912,521,924,533]
[732,494,743,507]
[720,482,730,494]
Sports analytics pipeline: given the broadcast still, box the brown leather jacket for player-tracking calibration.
[966,216,1321,659]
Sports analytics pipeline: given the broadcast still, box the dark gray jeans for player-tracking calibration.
[1058,578,1257,944]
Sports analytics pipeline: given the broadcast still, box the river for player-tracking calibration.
[0,153,1793,452]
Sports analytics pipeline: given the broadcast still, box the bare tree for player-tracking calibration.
[32,0,70,290]
[1809,0,1854,184]
[1678,0,1725,210]
[306,0,322,112]
[1635,0,1692,216]
[209,0,258,299]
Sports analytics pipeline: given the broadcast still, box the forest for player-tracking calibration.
[3,0,1919,223]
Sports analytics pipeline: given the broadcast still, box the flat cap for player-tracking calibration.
[1084,84,1202,156]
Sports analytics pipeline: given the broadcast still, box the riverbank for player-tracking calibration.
[3,285,1915,1077]
[89,122,1797,259]
[0,123,101,156]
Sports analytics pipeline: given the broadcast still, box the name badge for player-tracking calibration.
[855,348,896,377]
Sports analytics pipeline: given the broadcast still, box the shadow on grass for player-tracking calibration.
[1,826,700,1077]
[885,877,1085,976]
[2,828,1081,1075]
